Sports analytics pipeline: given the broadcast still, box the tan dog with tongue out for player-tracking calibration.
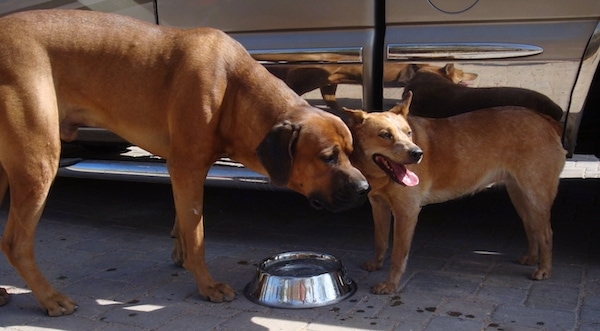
[344,91,565,295]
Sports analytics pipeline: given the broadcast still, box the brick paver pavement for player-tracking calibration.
[1,154,599,330]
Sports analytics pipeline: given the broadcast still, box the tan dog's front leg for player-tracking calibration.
[371,198,421,295]
[168,164,235,302]
[362,194,392,272]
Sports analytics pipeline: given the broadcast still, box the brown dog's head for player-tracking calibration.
[256,109,369,212]
[344,91,422,186]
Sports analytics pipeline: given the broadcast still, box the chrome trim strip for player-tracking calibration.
[58,159,281,190]
[250,47,363,64]
[387,43,543,60]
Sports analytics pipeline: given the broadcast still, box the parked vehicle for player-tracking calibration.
[1,0,599,188]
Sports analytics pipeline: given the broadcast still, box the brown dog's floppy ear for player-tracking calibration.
[392,90,413,118]
[256,121,300,186]
[343,107,366,126]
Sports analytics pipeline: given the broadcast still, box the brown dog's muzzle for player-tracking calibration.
[309,170,370,212]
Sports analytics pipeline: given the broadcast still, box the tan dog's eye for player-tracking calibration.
[407,131,413,138]
[379,131,393,140]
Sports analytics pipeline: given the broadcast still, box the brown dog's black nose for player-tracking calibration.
[354,179,370,196]
[308,177,370,212]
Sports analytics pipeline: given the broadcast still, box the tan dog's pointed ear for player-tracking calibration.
[391,90,413,118]
[343,107,366,126]
[256,121,300,186]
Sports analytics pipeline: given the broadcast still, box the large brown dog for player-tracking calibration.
[0,10,369,316]
[345,92,566,294]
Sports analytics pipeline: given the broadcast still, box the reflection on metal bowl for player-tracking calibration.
[244,251,357,309]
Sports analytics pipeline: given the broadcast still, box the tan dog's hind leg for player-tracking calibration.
[506,178,557,280]
[0,87,75,315]
[167,160,235,302]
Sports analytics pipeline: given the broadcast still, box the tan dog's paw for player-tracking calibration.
[38,292,77,316]
[531,268,551,280]
[370,282,397,295]
[201,283,235,303]
[0,287,9,306]
[361,260,383,272]
[518,254,538,266]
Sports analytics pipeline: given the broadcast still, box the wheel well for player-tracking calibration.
[574,66,600,156]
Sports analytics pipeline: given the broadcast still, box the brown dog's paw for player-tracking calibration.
[0,287,9,306]
[39,292,77,316]
[370,282,397,295]
[531,268,551,280]
[171,248,184,267]
[201,283,235,303]
[361,260,383,272]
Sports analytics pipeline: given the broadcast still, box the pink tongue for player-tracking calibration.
[400,168,419,186]
[390,162,419,186]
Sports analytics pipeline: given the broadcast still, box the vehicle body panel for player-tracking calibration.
[1,0,599,186]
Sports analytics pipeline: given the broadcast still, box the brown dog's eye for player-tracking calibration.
[379,131,393,140]
[321,148,339,164]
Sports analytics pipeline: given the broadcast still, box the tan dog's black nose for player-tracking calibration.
[409,148,424,164]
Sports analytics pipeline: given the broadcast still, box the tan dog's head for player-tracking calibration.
[256,109,369,212]
[344,91,422,186]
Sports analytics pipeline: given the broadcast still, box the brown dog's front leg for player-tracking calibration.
[169,164,235,303]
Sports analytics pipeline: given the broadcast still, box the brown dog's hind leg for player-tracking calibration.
[0,150,76,315]
[170,216,184,267]
[0,87,76,315]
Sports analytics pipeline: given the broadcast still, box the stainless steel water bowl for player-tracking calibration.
[244,251,357,308]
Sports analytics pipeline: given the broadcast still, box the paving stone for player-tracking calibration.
[491,305,576,330]
[526,282,580,310]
